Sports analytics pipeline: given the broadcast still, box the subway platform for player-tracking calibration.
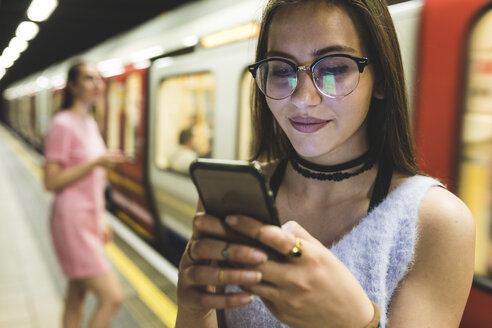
[0,124,179,328]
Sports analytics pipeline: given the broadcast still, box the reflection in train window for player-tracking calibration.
[106,79,124,151]
[154,72,215,174]
[237,71,254,160]
[458,8,492,281]
[123,72,142,161]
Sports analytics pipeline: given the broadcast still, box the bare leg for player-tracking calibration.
[84,271,123,328]
[63,280,87,328]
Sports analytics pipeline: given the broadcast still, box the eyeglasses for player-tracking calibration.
[248,54,369,100]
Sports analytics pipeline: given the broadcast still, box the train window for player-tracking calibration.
[457,8,492,281]
[106,79,124,151]
[123,72,143,161]
[237,71,254,160]
[154,72,215,174]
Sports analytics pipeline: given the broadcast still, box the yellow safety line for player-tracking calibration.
[116,210,154,240]
[0,126,177,327]
[105,243,177,327]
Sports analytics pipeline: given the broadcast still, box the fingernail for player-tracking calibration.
[250,251,267,263]
[225,215,238,225]
[282,220,296,233]
[244,271,262,283]
[241,294,255,304]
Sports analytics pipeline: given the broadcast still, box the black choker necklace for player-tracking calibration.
[290,152,374,181]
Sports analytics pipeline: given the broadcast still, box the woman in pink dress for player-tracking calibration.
[44,62,125,328]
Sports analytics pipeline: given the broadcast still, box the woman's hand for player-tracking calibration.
[224,215,375,328]
[102,221,113,244]
[175,213,268,327]
[97,150,126,168]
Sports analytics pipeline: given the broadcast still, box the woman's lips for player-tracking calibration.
[289,117,331,133]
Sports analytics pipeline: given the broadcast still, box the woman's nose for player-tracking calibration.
[290,70,322,107]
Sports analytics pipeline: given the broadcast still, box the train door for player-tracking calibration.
[413,0,492,326]
[147,39,255,262]
[457,4,492,327]
[104,67,155,242]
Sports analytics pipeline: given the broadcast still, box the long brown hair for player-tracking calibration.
[251,0,420,176]
[60,62,86,110]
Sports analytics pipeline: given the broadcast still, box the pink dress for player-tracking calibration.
[44,111,110,279]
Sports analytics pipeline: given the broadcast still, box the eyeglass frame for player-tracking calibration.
[247,53,370,100]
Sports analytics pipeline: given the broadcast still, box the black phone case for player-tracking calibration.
[189,158,284,261]
[189,158,280,226]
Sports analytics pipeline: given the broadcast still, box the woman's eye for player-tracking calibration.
[271,67,294,77]
[318,65,349,76]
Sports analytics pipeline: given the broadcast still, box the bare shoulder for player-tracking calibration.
[416,184,475,284]
[387,182,476,326]
[390,172,475,238]
[418,185,475,243]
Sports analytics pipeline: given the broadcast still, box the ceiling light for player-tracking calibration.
[27,0,58,22]
[2,48,20,62]
[36,76,50,88]
[16,21,39,41]
[98,58,125,77]
[130,46,165,63]
[183,35,199,47]
[9,37,28,54]
[201,22,260,49]
[0,55,15,69]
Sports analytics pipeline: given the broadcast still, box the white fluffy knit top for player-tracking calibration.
[224,175,442,328]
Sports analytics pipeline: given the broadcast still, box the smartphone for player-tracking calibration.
[189,158,284,260]
[189,158,280,226]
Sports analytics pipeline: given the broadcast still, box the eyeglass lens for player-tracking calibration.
[255,56,361,99]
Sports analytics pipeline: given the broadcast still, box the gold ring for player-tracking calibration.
[287,237,303,259]
[255,225,265,240]
[186,239,197,262]
[221,243,230,260]
[218,269,226,285]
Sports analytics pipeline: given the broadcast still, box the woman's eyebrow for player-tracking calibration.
[312,45,357,57]
[265,50,295,59]
[265,45,357,59]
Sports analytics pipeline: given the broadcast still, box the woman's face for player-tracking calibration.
[70,64,105,105]
[266,2,381,164]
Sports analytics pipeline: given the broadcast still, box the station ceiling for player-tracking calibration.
[0,0,197,92]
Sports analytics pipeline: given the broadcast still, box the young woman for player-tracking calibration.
[176,0,475,327]
[44,62,125,328]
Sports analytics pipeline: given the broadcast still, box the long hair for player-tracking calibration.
[60,62,86,110]
[251,0,420,176]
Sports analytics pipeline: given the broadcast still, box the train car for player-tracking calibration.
[2,0,492,325]
[414,1,492,326]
